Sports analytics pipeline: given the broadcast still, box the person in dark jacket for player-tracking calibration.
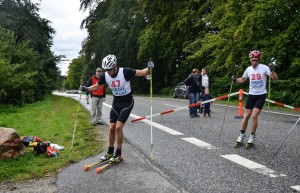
[200,88,212,117]
[86,67,106,125]
[184,68,201,118]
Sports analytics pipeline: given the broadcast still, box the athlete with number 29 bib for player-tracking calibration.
[231,50,278,148]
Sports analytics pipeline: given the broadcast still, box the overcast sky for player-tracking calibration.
[32,0,88,76]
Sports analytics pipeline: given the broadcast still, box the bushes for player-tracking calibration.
[271,78,300,107]
[159,87,174,96]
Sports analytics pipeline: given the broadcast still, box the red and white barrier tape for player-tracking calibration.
[131,91,239,122]
[265,99,300,111]
[243,91,300,112]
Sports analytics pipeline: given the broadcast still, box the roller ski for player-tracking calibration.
[234,133,245,148]
[83,153,113,171]
[96,154,123,174]
[244,134,255,149]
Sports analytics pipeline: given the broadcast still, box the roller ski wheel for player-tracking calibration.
[234,142,243,148]
[244,143,254,149]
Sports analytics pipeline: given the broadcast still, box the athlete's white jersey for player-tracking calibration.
[105,68,131,96]
[242,64,271,95]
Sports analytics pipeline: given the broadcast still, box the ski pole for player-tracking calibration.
[150,67,154,160]
[218,80,233,140]
[267,117,300,165]
[70,89,83,158]
[147,59,155,160]
[266,57,276,147]
[265,75,271,148]
[146,59,154,160]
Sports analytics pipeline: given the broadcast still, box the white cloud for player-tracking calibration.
[32,0,88,76]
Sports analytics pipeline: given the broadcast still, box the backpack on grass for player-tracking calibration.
[21,136,57,157]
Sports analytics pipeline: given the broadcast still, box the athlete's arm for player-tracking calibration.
[270,71,278,80]
[87,75,105,92]
[135,67,149,76]
[87,84,101,92]
[236,77,247,83]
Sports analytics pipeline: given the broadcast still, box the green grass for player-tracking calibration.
[0,95,106,182]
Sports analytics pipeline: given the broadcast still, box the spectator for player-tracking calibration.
[86,68,106,126]
[184,68,200,118]
[200,88,212,117]
[198,68,210,114]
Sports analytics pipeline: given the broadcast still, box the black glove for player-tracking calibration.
[80,85,88,92]
[231,75,236,82]
[269,63,275,72]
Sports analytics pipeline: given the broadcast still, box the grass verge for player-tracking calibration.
[0,94,105,182]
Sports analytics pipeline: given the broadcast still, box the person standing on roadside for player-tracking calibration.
[184,68,201,118]
[200,88,212,117]
[199,68,209,90]
[232,50,278,147]
[198,68,210,113]
[81,54,154,162]
[86,67,106,126]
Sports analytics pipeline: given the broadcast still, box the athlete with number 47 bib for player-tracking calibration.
[81,54,154,162]
[231,50,278,148]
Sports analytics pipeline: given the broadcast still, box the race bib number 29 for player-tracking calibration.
[251,73,261,80]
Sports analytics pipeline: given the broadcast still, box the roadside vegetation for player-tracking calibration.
[0,95,105,182]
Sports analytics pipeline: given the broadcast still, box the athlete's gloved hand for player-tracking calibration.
[147,59,154,68]
[269,63,275,72]
[231,75,236,82]
[80,85,88,92]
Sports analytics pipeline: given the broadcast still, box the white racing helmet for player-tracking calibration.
[102,54,117,70]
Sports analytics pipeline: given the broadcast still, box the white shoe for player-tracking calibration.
[247,134,255,144]
[237,133,245,143]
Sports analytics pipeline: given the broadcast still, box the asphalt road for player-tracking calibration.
[54,92,300,193]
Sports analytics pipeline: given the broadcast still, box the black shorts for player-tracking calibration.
[245,94,267,110]
[110,98,134,124]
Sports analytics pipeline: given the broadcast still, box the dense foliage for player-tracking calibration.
[1,0,299,106]
[76,0,300,106]
[0,0,60,105]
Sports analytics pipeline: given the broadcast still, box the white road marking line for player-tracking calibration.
[181,137,217,149]
[291,185,300,191]
[221,154,287,178]
[103,103,184,136]
[103,102,290,179]
[143,120,184,135]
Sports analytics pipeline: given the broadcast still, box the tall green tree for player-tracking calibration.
[67,56,85,89]
[0,0,60,104]
[0,29,40,104]
[78,0,300,105]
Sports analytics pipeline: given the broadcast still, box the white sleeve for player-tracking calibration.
[242,68,249,78]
